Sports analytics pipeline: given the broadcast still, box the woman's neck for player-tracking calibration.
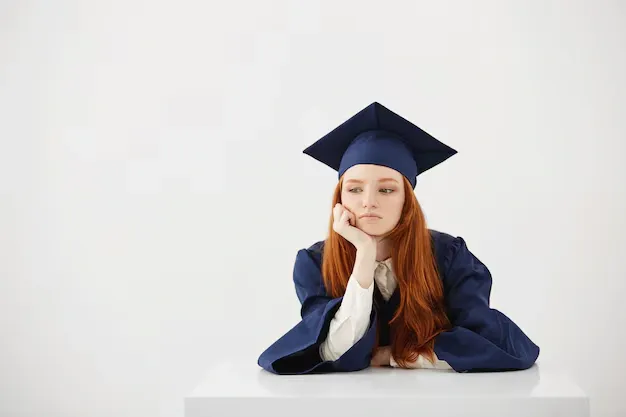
[375,236,392,262]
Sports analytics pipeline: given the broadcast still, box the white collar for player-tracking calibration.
[375,257,393,270]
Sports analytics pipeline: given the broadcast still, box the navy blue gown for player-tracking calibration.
[258,229,540,374]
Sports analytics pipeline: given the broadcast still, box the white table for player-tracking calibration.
[185,360,589,417]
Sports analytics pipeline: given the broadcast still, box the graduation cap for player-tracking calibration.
[302,102,457,189]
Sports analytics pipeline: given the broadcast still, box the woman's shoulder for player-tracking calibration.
[305,239,326,255]
[429,228,466,269]
[292,240,325,269]
[429,228,456,246]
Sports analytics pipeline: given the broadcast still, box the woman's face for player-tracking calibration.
[340,164,406,237]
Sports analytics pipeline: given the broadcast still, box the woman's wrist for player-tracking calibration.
[353,245,377,288]
[355,243,377,260]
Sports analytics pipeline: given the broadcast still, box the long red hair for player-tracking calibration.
[321,174,451,367]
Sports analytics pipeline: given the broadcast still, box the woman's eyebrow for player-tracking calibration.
[345,178,399,184]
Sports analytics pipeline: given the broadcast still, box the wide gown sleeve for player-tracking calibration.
[433,237,540,372]
[257,248,378,374]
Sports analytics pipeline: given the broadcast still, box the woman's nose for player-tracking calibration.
[362,191,378,207]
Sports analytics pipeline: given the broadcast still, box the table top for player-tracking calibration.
[187,360,587,400]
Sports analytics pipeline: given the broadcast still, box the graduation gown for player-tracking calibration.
[257,229,540,374]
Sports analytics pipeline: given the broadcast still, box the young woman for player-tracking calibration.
[258,102,539,375]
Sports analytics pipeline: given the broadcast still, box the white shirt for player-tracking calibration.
[319,257,452,370]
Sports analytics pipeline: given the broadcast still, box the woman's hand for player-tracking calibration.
[332,203,377,250]
[370,346,392,367]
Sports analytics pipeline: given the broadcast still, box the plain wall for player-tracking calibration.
[1,0,625,416]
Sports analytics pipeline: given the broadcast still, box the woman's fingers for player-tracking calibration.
[333,204,341,221]
[370,347,391,367]
[334,204,351,225]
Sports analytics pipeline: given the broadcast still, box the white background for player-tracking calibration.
[1,1,625,416]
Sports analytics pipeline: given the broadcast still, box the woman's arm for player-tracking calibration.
[258,246,379,374]
[431,236,540,372]
[319,246,377,361]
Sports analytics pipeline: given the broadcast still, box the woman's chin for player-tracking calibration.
[359,224,387,236]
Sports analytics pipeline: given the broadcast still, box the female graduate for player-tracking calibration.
[257,102,540,375]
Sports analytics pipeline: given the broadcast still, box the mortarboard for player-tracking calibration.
[302,102,457,189]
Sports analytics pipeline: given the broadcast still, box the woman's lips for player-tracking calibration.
[361,216,381,221]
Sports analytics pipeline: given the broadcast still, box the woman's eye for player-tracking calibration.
[348,188,394,193]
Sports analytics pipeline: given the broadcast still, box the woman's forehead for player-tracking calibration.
[343,164,403,182]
